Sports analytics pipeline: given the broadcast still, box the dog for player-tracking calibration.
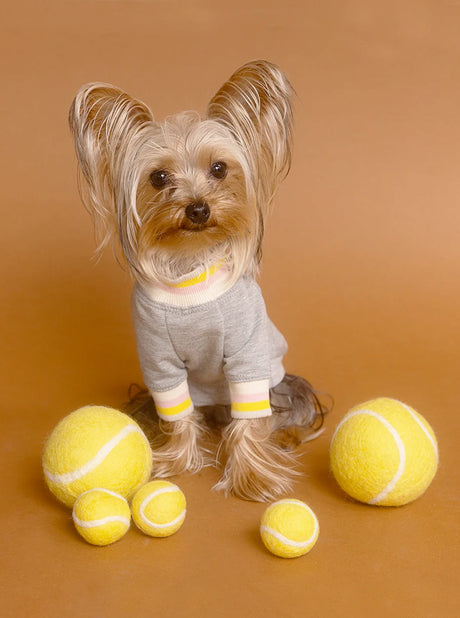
[69,60,326,502]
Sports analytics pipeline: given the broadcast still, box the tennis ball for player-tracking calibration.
[72,488,131,546]
[43,406,153,507]
[330,398,439,506]
[131,480,186,537]
[260,499,320,558]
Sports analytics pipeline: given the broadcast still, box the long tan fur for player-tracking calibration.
[151,416,208,478]
[214,417,300,502]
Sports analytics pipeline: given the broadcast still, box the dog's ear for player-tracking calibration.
[69,83,153,253]
[207,60,293,208]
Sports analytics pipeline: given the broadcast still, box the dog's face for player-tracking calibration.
[69,61,293,283]
[134,113,256,280]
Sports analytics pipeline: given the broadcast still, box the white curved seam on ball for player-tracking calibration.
[141,510,186,530]
[73,514,130,529]
[44,425,145,485]
[270,499,313,512]
[139,486,185,529]
[260,517,319,549]
[77,488,128,501]
[337,409,406,505]
[398,401,438,460]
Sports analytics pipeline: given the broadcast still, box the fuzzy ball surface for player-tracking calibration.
[72,488,131,546]
[131,480,186,537]
[42,406,153,507]
[330,398,439,506]
[260,499,320,558]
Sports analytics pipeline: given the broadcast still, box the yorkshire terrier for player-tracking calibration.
[69,60,326,502]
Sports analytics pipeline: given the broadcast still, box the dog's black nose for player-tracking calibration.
[185,201,210,225]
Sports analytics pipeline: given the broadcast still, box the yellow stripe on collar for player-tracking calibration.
[170,263,223,288]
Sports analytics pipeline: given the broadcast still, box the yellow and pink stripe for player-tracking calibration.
[167,263,223,290]
[152,382,194,421]
[151,379,272,422]
[156,263,227,295]
[229,379,272,419]
[145,263,233,308]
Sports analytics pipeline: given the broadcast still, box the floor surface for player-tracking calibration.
[2,1,459,616]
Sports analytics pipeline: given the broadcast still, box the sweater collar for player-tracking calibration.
[143,263,234,307]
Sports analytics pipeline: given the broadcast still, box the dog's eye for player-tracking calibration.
[150,170,170,188]
[210,161,227,180]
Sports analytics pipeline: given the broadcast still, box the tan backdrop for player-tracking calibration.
[1,1,458,616]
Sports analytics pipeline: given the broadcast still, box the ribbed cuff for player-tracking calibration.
[152,382,194,421]
[229,379,272,419]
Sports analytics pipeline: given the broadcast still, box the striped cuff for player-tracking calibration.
[229,379,272,419]
[152,382,194,421]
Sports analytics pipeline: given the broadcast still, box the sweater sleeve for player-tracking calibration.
[131,285,193,421]
[223,279,280,419]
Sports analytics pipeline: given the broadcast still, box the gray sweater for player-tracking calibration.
[131,266,287,421]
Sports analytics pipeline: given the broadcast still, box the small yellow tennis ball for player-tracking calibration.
[72,488,131,546]
[131,480,186,538]
[330,398,439,506]
[43,406,153,507]
[260,499,320,558]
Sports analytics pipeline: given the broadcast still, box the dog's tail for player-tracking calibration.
[269,374,332,443]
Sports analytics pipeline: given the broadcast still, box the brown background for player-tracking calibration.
[1,1,459,616]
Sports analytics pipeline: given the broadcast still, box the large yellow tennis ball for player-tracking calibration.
[260,499,320,558]
[330,398,439,506]
[131,480,186,538]
[72,488,131,546]
[43,406,153,507]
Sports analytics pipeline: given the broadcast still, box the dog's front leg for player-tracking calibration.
[214,380,300,502]
[149,381,207,477]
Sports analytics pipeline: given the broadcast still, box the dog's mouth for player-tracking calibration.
[153,220,221,246]
[179,221,217,233]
